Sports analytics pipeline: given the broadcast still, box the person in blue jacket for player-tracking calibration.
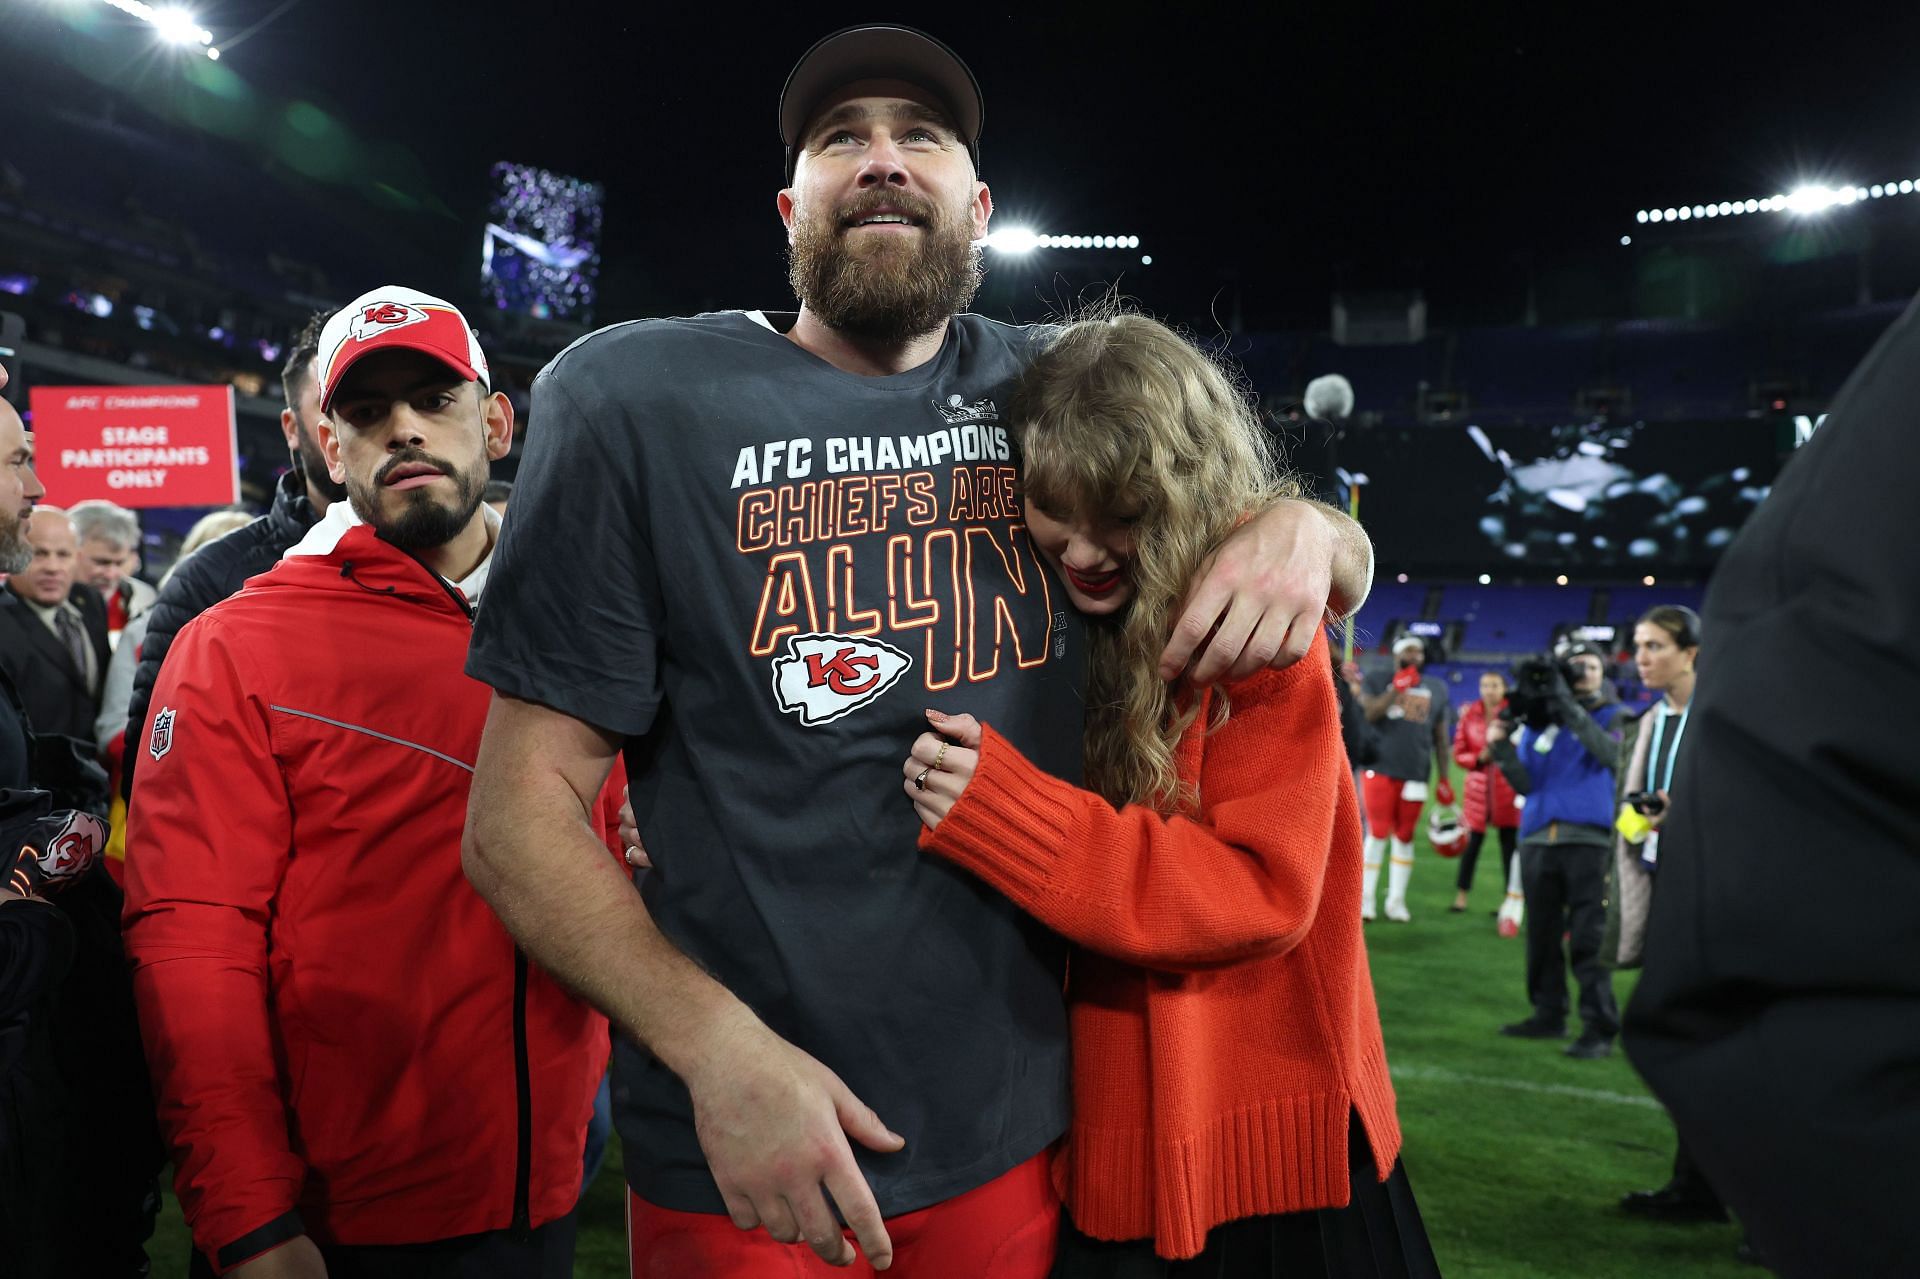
[1486,642,1625,1059]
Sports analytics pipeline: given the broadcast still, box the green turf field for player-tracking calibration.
[145,809,1750,1277]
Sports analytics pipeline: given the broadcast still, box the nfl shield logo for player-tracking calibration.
[149,707,176,761]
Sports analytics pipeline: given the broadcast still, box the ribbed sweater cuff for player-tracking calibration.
[921,724,1085,906]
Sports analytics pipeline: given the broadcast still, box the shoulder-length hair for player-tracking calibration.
[1010,310,1301,812]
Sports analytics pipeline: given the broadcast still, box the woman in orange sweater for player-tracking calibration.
[903,314,1437,1276]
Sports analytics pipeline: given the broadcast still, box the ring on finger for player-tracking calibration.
[914,766,932,791]
[933,740,950,771]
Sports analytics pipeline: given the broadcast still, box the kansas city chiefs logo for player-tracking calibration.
[349,300,428,341]
[39,811,107,878]
[771,633,912,727]
[149,706,176,760]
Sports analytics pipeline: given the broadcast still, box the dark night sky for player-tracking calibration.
[9,2,1920,329]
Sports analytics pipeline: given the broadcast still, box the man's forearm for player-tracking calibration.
[463,704,753,1080]
[1311,501,1373,621]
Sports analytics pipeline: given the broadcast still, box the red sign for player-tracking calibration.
[30,384,239,509]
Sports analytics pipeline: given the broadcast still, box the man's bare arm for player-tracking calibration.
[1360,685,1395,722]
[462,694,902,1269]
[1159,498,1375,686]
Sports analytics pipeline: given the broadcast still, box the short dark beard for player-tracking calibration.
[786,188,983,342]
[346,447,487,555]
[292,418,348,506]
[0,518,28,576]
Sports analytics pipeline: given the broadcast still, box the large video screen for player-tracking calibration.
[480,162,602,323]
[1300,419,1782,577]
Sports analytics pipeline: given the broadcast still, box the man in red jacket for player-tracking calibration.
[125,286,611,1279]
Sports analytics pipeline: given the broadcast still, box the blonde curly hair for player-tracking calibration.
[1011,312,1301,812]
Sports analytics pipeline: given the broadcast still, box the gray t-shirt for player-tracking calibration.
[1361,668,1451,782]
[468,310,1082,1217]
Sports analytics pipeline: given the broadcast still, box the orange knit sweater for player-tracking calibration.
[922,630,1400,1260]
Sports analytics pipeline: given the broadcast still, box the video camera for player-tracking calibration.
[1505,654,1580,731]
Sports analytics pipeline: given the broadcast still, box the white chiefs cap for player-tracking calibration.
[317,286,490,413]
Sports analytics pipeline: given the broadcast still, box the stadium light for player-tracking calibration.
[981,230,1147,253]
[97,0,219,57]
[1636,177,1920,230]
[981,228,1039,253]
[1555,575,1569,586]
[1477,573,1492,585]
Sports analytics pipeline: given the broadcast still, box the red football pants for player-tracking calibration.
[628,1151,1058,1279]
[1362,771,1425,842]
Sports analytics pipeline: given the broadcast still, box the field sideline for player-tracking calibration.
[146,807,1751,1277]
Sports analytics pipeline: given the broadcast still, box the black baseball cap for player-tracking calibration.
[779,25,983,184]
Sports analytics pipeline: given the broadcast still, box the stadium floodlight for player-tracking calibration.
[982,230,1144,253]
[98,0,219,57]
[1477,573,1492,585]
[152,7,203,43]
[1635,178,1920,231]
[1620,236,1632,246]
[981,227,1040,253]
[1786,185,1841,214]
[1140,255,1152,264]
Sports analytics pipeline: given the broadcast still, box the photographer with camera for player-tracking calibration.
[1487,642,1625,1058]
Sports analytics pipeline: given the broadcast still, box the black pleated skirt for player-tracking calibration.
[1051,1111,1441,1279]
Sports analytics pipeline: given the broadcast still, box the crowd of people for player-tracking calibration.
[1,20,1911,1279]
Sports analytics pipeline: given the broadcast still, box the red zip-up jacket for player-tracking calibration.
[1451,699,1519,830]
[124,525,614,1274]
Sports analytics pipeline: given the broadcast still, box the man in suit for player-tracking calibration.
[1,369,44,779]
[1624,294,1920,1278]
[1,505,110,741]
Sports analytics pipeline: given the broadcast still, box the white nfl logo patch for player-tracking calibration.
[149,707,176,761]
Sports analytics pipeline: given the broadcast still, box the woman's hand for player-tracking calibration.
[1486,716,1511,746]
[1647,789,1671,830]
[902,710,982,831]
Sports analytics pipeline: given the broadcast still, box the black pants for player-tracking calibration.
[1670,1132,1724,1206]
[1455,824,1517,894]
[189,1213,577,1279]
[1519,838,1619,1035]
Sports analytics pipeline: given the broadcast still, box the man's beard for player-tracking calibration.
[0,515,28,576]
[293,422,349,505]
[787,189,983,342]
[346,448,486,554]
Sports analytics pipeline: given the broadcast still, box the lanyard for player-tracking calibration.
[1646,702,1689,794]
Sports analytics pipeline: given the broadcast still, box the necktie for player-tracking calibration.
[54,607,91,692]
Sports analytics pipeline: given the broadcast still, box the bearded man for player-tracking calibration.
[125,288,614,1279]
[462,26,1378,1279]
